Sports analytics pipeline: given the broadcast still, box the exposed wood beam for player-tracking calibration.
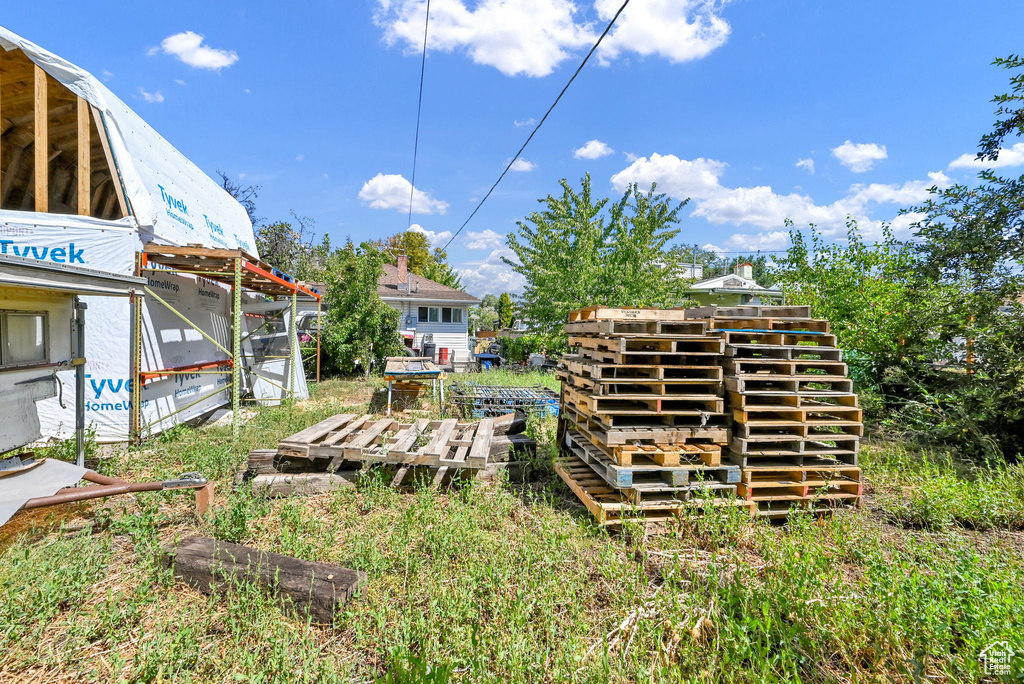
[91,105,128,218]
[33,64,48,213]
[77,96,90,215]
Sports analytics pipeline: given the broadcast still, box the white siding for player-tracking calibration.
[384,299,473,363]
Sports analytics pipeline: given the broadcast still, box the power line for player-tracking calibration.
[441,0,631,251]
[407,0,431,231]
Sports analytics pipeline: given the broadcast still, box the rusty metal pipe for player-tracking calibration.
[22,480,163,510]
[81,470,126,485]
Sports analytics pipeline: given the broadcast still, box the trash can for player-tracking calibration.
[438,347,450,365]
[422,342,436,362]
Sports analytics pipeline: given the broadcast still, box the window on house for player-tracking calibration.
[418,307,428,322]
[442,307,452,323]
[1,311,49,367]
[452,308,463,323]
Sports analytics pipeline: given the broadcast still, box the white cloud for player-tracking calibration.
[574,139,614,160]
[594,0,731,65]
[624,152,639,163]
[509,158,536,172]
[610,153,726,200]
[832,140,887,173]
[375,0,730,78]
[795,157,815,174]
[514,117,537,128]
[358,173,449,215]
[295,154,304,162]
[409,224,454,248]
[101,70,113,81]
[465,229,505,250]
[610,153,951,242]
[137,87,165,103]
[948,142,1024,169]
[457,248,525,295]
[725,231,790,252]
[158,31,239,70]
[243,88,251,94]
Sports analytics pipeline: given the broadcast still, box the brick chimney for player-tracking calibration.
[397,254,408,284]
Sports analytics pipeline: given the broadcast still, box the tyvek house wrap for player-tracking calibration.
[0,26,307,442]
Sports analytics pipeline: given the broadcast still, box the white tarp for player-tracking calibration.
[0,26,257,255]
[0,26,308,442]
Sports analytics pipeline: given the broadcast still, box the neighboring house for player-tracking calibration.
[378,256,481,367]
[684,263,784,306]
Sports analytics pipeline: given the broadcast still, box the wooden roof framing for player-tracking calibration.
[141,243,322,299]
[0,47,124,220]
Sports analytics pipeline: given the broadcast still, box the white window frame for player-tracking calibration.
[0,310,50,369]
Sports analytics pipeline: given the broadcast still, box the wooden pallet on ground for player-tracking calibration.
[554,454,754,527]
[728,392,859,409]
[277,414,495,471]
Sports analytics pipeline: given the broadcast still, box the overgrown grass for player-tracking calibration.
[864,442,1024,530]
[450,367,559,391]
[1,380,1023,682]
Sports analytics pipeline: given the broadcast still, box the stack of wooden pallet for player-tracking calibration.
[698,305,864,518]
[555,306,750,527]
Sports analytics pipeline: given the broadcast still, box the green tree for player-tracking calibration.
[898,55,1024,456]
[320,241,404,374]
[775,221,949,384]
[497,292,514,329]
[504,174,689,334]
[469,305,498,333]
[379,231,465,291]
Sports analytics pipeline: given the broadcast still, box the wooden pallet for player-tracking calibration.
[563,430,739,488]
[568,306,692,323]
[564,403,727,430]
[562,356,723,381]
[613,442,721,468]
[726,344,844,362]
[708,317,831,334]
[716,330,839,347]
[561,404,730,447]
[570,335,725,355]
[554,455,754,527]
[565,319,707,336]
[724,358,849,377]
[713,305,813,319]
[725,376,855,394]
[727,392,859,409]
[754,497,861,518]
[558,371,723,397]
[278,414,494,470]
[732,405,864,424]
[732,421,865,439]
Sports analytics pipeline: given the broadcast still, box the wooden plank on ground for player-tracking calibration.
[467,418,495,465]
[163,536,366,624]
[281,413,357,446]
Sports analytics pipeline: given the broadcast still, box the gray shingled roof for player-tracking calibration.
[377,264,480,303]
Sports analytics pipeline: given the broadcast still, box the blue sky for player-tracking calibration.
[5,1,1024,295]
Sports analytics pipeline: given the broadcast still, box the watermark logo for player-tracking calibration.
[980,640,1015,676]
